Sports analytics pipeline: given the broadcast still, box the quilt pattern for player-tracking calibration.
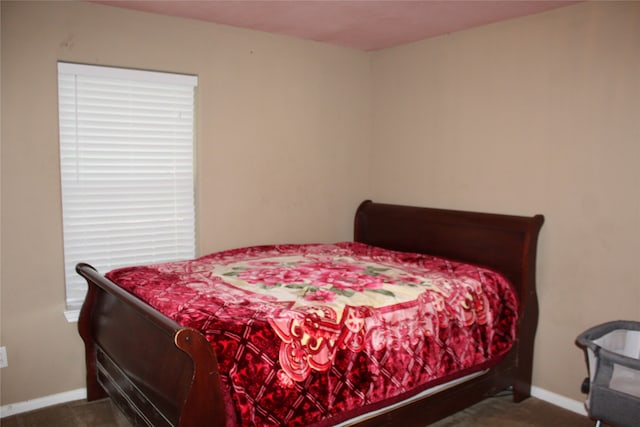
[107,242,518,426]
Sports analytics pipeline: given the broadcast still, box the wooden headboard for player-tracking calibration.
[353,200,545,402]
[354,200,544,290]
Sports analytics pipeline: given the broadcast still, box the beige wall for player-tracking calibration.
[371,1,640,401]
[1,0,639,411]
[0,1,370,404]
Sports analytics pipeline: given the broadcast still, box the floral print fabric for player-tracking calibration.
[106,242,518,426]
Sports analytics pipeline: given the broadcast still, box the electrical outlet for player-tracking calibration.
[0,346,7,368]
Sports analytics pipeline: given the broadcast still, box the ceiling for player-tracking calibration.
[91,0,578,51]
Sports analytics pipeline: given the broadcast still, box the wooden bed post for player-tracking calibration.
[174,328,227,427]
[76,263,108,401]
[512,214,544,402]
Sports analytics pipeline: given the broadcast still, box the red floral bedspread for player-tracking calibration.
[106,242,518,426]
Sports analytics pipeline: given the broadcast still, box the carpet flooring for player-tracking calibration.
[1,394,596,427]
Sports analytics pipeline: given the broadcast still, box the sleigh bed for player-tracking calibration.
[77,200,544,427]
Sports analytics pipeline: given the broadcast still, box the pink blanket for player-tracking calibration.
[107,242,518,426]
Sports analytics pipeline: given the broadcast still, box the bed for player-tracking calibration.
[77,200,544,427]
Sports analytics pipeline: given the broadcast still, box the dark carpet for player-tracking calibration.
[2,394,596,427]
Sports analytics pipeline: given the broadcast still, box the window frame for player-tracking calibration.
[57,62,198,321]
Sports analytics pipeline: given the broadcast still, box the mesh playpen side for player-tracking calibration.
[576,320,640,427]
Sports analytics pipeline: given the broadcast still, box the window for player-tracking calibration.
[58,62,198,319]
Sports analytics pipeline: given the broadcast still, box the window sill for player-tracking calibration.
[64,309,80,323]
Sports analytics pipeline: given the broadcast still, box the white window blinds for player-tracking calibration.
[58,62,197,312]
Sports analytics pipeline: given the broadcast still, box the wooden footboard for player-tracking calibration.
[77,263,227,427]
[77,200,543,427]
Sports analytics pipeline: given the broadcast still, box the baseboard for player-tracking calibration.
[0,388,86,418]
[531,385,588,416]
[1,385,587,419]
